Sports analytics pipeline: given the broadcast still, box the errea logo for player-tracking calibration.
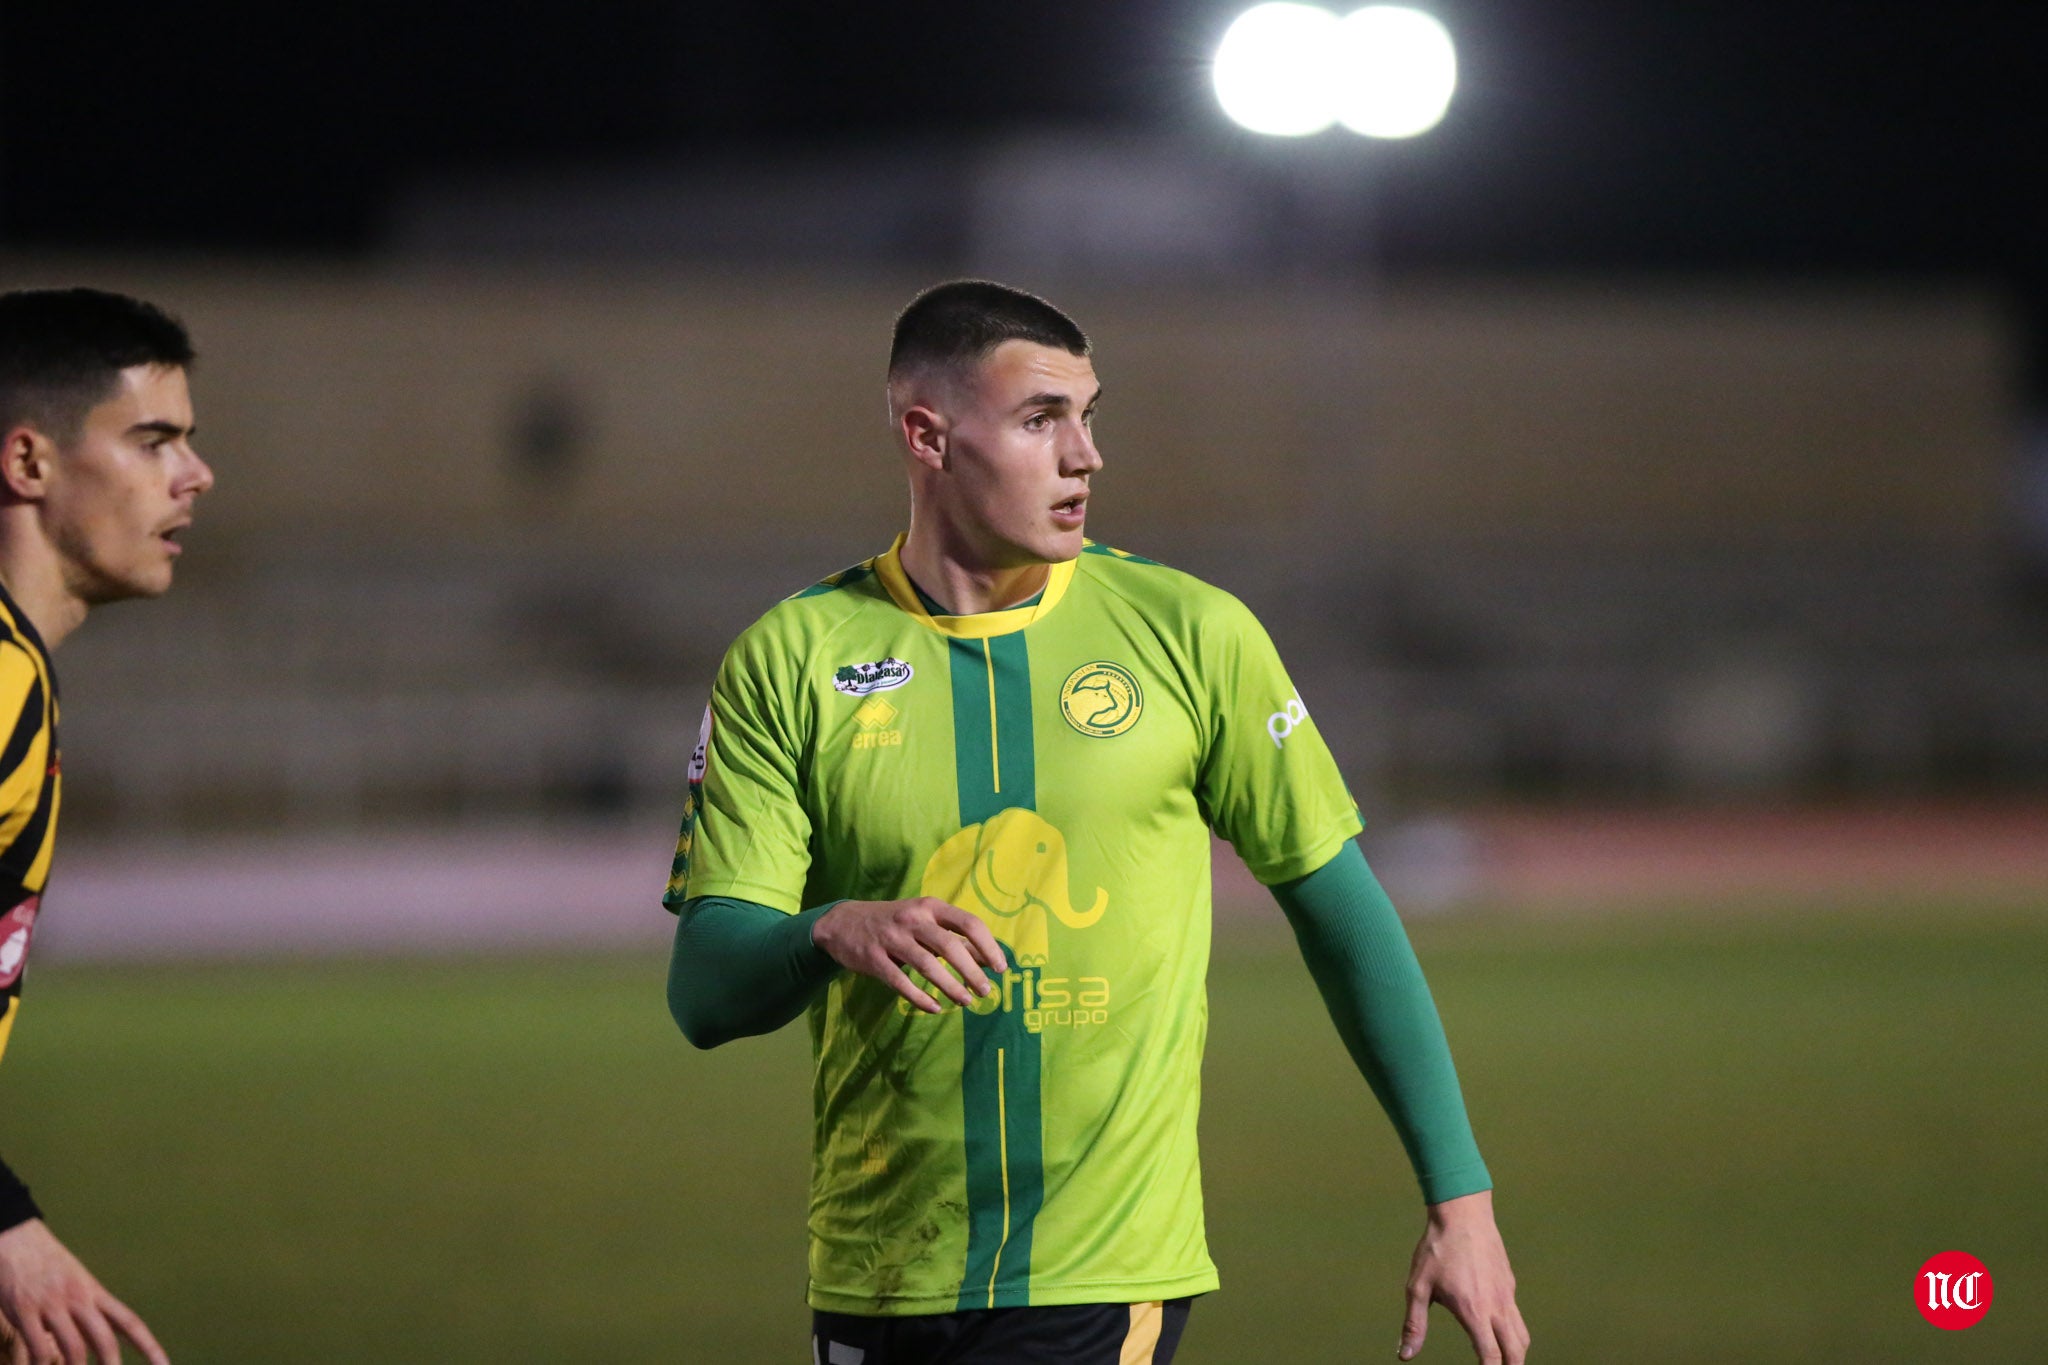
[1267,693,1310,748]
[850,695,904,750]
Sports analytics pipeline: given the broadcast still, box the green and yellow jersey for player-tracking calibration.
[0,581,59,1070]
[668,536,1362,1316]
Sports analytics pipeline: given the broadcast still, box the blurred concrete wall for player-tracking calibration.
[0,260,2031,827]
[0,261,2013,551]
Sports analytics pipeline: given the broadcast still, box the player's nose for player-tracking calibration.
[1063,423,1104,476]
[182,445,217,496]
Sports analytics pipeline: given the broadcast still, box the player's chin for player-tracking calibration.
[1039,521,1088,562]
[82,562,176,606]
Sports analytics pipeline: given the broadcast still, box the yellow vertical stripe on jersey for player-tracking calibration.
[983,640,1001,794]
[0,997,15,1066]
[1119,1301,1165,1364]
[986,1045,1013,1306]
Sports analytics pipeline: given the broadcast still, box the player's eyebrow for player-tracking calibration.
[1017,385,1104,413]
[127,420,194,440]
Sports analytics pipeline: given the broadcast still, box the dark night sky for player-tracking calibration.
[4,1,2043,385]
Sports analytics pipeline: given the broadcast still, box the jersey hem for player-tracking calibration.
[806,1267,1221,1317]
[676,877,803,915]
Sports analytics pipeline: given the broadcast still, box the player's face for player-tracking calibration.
[942,341,1103,566]
[46,364,213,604]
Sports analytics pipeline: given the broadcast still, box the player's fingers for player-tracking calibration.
[899,945,977,1009]
[67,1308,119,1365]
[1397,1287,1429,1360]
[1,1311,26,1365]
[1446,1293,1505,1365]
[34,1310,84,1365]
[929,904,1010,975]
[872,959,944,1014]
[1498,1307,1530,1365]
[918,926,994,998]
[97,1296,168,1365]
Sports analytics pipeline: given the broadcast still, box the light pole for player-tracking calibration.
[1209,4,1461,803]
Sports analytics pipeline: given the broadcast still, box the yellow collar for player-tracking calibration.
[875,533,1077,639]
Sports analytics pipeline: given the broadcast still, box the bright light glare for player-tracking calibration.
[1212,3,1343,137]
[1333,6,1456,138]
[1213,3,1457,139]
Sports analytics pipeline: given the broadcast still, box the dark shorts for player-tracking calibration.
[812,1296,1194,1365]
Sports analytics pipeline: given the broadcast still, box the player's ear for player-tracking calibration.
[0,426,56,503]
[900,404,950,475]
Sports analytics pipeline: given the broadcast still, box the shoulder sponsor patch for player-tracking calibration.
[0,895,40,989]
[688,704,711,784]
[832,658,914,696]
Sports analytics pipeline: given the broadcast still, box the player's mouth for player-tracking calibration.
[157,520,191,555]
[1051,493,1088,528]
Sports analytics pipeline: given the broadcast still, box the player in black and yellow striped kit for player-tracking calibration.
[0,289,214,1365]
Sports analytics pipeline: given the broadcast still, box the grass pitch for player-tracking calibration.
[2,906,2042,1362]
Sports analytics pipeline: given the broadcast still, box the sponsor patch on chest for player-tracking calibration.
[832,657,915,696]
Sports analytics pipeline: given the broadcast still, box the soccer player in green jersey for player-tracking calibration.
[0,288,209,1365]
[666,281,1528,1364]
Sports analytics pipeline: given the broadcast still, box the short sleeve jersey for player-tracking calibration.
[667,537,1362,1315]
[0,583,60,1069]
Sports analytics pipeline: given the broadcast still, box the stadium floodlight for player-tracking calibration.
[1212,3,1345,137]
[1332,6,1457,138]
[1214,3,1456,139]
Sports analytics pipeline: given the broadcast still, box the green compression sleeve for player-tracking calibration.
[1270,842,1493,1204]
[667,896,842,1049]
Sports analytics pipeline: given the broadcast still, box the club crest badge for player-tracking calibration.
[1060,661,1143,738]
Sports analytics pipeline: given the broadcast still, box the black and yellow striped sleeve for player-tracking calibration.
[0,606,60,1076]
[0,621,55,1231]
[0,635,58,900]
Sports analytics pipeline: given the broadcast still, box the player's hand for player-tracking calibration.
[0,1219,168,1365]
[1398,1190,1527,1364]
[811,898,1010,1012]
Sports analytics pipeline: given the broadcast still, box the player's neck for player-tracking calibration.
[0,527,89,650]
[898,519,1049,616]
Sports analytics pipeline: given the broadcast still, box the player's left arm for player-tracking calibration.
[1270,845,1528,1364]
[1191,591,1526,1364]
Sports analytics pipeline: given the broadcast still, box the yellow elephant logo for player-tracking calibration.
[920,808,1107,968]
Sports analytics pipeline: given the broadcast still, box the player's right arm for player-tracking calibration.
[661,619,1003,1049]
[666,894,1005,1048]
[0,644,170,1365]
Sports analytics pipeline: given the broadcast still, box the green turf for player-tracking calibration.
[2,908,2042,1362]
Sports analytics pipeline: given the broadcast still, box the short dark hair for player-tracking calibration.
[888,280,1088,379]
[0,287,195,443]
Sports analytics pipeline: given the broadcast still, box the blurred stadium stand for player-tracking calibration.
[0,261,2023,848]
